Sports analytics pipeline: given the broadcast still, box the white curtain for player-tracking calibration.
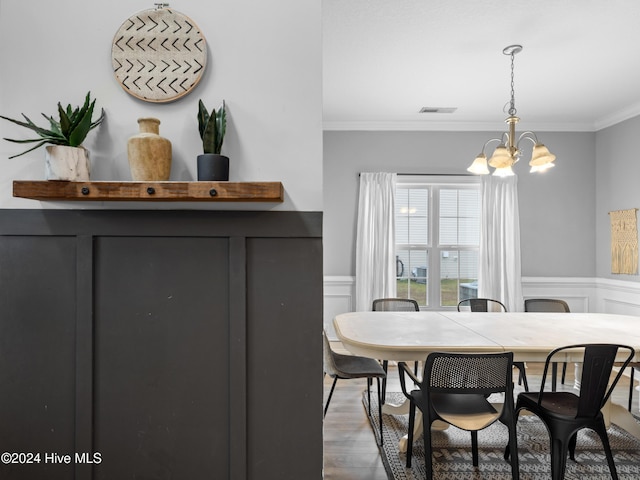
[355,172,397,311]
[478,175,524,312]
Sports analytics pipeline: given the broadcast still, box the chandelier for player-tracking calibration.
[467,45,556,177]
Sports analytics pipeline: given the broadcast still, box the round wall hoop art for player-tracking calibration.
[111,6,207,103]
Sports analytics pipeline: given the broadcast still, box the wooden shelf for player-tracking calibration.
[13,180,284,203]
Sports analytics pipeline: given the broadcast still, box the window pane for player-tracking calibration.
[439,188,480,246]
[439,249,479,307]
[459,250,479,301]
[396,187,428,244]
[395,249,427,306]
[440,250,459,307]
[439,190,458,244]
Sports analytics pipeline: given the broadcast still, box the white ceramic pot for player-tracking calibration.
[45,145,90,181]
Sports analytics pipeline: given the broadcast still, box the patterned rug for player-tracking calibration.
[365,392,640,479]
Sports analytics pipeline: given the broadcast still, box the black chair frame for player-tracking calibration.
[399,351,520,480]
[372,297,420,403]
[507,343,635,480]
[457,297,529,391]
[524,298,571,391]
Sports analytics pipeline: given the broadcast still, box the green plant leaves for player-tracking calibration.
[0,91,104,157]
[198,99,226,155]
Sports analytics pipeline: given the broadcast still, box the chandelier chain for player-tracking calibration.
[509,52,517,116]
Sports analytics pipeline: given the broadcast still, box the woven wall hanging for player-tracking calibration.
[609,208,638,274]
[111,5,207,103]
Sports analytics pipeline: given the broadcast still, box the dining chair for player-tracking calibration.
[457,298,529,391]
[399,351,519,480]
[372,297,420,402]
[506,343,635,480]
[322,330,387,445]
[524,298,571,391]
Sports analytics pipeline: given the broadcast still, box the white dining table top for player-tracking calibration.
[333,311,640,363]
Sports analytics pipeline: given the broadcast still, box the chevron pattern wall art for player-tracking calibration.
[111,6,207,103]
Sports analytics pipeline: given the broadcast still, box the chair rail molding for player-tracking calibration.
[325,275,640,319]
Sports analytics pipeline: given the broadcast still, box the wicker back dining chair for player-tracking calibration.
[507,343,635,480]
[399,351,520,480]
[457,297,529,391]
[372,298,420,402]
[524,298,571,391]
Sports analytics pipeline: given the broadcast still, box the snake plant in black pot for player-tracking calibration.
[197,99,228,181]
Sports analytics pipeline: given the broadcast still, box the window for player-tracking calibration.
[395,177,480,309]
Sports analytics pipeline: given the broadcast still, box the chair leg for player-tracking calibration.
[423,412,434,480]
[515,362,529,391]
[550,437,569,480]
[366,378,372,417]
[324,377,338,418]
[561,362,568,384]
[406,401,415,468]
[551,362,558,392]
[376,377,383,447]
[568,433,577,462]
[506,419,520,480]
[629,367,635,412]
[471,430,479,466]
[504,410,520,462]
[594,420,620,480]
[381,360,388,404]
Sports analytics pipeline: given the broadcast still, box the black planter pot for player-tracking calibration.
[197,154,229,181]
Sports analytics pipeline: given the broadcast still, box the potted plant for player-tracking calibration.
[0,92,104,181]
[197,99,228,181]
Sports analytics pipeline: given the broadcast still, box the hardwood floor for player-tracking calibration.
[323,343,639,479]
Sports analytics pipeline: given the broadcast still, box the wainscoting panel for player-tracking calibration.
[325,275,640,317]
[0,210,323,480]
[323,276,355,339]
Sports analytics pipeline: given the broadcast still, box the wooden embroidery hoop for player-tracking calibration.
[111,4,207,103]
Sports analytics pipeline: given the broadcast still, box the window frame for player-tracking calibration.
[395,175,481,310]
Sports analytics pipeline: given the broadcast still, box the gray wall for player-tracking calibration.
[596,115,640,281]
[323,130,596,278]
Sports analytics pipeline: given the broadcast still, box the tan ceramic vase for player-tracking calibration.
[127,117,172,181]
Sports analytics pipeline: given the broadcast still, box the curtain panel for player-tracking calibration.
[478,175,524,312]
[355,172,397,311]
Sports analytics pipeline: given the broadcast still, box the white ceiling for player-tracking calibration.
[322,0,640,132]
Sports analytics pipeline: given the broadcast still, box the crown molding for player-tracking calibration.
[594,101,640,131]
[322,119,597,132]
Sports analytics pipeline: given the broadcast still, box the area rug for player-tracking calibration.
[364,392,640,479]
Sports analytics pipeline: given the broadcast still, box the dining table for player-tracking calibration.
[333,310,640,452]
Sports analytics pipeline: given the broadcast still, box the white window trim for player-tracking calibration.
[396,175,480,310]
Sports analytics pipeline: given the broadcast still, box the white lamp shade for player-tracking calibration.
[488,145,513,169]
[529,143,556,166]
[467,154,490,174]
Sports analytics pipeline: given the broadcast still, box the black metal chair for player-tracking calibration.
[399,351,520,480]
[322,330,387,445]
[524,298,571,391]
[372,297,420,402]
[457,298,529,391]
[507,343,635,480]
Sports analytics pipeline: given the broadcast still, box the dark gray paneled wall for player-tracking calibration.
[596,115,640,281]
[0,209,323,480]
[323,130,596,278]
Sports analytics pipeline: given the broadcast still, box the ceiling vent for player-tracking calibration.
[419,107,457,113]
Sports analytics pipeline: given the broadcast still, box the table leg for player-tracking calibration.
[603,400,640,440]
